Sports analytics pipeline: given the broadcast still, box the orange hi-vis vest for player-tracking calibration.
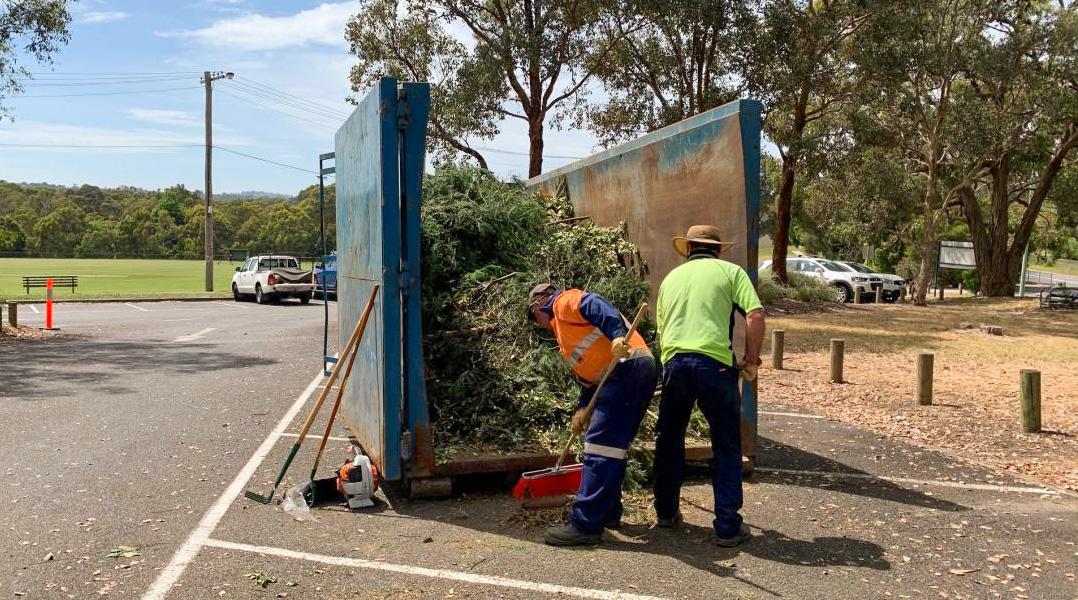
[550,289,649,385]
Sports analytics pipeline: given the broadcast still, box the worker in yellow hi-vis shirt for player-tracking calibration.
[654,225,766,548]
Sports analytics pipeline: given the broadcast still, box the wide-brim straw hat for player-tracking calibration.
[673,225,734,257]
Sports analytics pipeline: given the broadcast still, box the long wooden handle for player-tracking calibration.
[308,285,380,478]
[294,284,380,443]
[556,302,648,468]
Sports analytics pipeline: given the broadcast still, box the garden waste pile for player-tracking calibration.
[419,165,709,485]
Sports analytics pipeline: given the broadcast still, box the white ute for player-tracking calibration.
[231,255,316,305]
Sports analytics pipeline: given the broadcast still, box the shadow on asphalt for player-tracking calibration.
[757,438,967,512]
[0,336,271,399]
[361,433,981,585]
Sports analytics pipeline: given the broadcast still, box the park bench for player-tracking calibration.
[1040,283,1077,309]
[23,275,78,294]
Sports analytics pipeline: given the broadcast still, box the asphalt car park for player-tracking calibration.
[2,301,1076,599]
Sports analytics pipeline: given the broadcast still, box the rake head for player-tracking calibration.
[243,489,274,505]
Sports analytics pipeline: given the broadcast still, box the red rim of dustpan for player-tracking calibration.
[512,463,584,499]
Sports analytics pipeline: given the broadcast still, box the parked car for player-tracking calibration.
[761,257,881,303]
[313,253,337,298]
[231,255,316,304]
[838,261,906,303]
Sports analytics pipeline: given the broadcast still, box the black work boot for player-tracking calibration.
[656,511,683,528]
[715,523,751,547]
[544,523,601,547]
[603,515,623,530]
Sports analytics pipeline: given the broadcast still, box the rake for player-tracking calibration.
[244,285,380,505]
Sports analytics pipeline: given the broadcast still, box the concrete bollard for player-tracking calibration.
[1020,370,1041,433]
[830,339,845,383]
[772,330,785,370]
[6,302,15,327]
[875,287,884,303]
[916,353,934,405]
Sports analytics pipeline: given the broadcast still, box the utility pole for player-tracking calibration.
[201,70,234,291]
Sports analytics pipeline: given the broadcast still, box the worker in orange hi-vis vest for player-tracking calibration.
[527,283,658,547]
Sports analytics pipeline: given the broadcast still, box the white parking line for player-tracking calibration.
[142,370,324,600]
[124,302,150,312]
[217,300,249,309]
[759,467,1058,495]
[171,328,216,343]
[760,411,825,420]
[27,304,39,314]
[203,538,668,600]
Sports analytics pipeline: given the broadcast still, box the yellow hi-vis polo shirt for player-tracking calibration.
[657,256,763,366]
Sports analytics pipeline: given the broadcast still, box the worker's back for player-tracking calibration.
[656,257,760,367]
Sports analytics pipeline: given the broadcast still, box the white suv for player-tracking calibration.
[761,257,882,303]
[838,261,905,303]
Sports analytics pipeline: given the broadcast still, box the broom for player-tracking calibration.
[512,303,648,507]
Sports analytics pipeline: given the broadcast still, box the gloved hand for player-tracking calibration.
[571,408,591,434]
[737,357,761,382]
[610,336,630,360]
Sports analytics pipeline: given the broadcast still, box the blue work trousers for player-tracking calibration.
[569,356,658,535]
[653,353,743,537]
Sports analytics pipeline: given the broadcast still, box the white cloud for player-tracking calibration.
[126,108,202,128]
[78,11,129,24]
[159,2,353,51]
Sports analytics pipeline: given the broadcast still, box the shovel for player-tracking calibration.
[512,303,647,507]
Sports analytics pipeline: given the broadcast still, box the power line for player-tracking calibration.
[12,85,202,98]
[223,81,348,121]
[215,88,339,130]
[234,76,350,118]
[471,144,584,160]
[18,76,192,87]
[0,142,201,148]
[26,71,203,76]
[213,145,319,175]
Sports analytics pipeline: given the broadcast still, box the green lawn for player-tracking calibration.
[0,258,240,301]
[1031,260,1078,277]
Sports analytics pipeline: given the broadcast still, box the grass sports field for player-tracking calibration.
[0,258,242,301]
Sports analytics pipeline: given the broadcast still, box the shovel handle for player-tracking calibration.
[555,302,648,469]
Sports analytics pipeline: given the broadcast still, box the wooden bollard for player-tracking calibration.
[875,287,883,303]
[6,302,15,327]
[1020,370,1041,433]
[916,352,933,405]
[854,288,862,304]
[830,339,844,383]
[772,330,784,370]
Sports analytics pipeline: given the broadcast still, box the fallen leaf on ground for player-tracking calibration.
[106,546,140,558]
[948,568,980,576]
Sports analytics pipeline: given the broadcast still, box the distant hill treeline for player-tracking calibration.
[0,181,337,259]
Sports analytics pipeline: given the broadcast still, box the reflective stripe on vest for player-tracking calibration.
[567,328,603,367]
[551,289,649,385]
[583,442,628,460]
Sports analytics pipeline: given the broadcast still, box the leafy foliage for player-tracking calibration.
[420,164,649,454]
[0,0,72,119]
[0,181,336,259]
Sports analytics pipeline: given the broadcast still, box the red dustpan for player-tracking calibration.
[512,463,583,507]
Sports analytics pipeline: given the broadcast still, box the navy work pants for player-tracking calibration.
[653,352,743,537]
[569,356,658,535]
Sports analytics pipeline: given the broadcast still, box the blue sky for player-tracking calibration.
[0,0,597,194]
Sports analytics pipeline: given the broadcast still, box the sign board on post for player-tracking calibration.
[938,241,977,270]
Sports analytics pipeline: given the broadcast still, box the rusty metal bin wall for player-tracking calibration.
[526,99,763,461]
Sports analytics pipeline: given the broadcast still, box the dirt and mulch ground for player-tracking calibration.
[0,323,56,341]
[761,297,1078,492]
